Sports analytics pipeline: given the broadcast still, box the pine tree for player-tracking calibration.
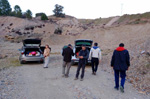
[0,0,12,16]
[25,9,32,19]
[53,4,65,18]
[14,5,22,18]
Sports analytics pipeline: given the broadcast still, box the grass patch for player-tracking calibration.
[0,57,22,70]
[10,58,22,67]
[79,17,114,25]
[116,12,150,24]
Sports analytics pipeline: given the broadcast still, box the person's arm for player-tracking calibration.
[79,51,83,59]
[89,49,92,60]
[111,51,115,67]
[83,50,89,59]
[62,49,64,56]
[71,49,74,56]
[126,51,130,69]
[98,49,102,61]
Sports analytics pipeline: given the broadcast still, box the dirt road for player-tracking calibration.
[9,54,148,99]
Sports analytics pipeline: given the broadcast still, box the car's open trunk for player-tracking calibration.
[75,47,91,58]
[25,48,42,57]
[75,40,93,58]
[23,39,41,47]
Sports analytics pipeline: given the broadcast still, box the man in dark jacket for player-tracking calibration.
[111,43,130,93]
[62,44,74,78]
[74,44,89,81]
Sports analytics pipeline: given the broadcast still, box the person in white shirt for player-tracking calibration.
[89,43,102,75]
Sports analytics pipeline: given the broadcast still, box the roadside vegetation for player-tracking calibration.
[0,57,22,70]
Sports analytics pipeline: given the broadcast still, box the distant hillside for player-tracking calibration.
[1,12,150,43]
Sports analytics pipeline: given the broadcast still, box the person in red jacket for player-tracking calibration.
[111,43,130,93]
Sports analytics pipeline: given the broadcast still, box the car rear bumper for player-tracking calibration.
[71,59,91,64]
[20,56,44,62]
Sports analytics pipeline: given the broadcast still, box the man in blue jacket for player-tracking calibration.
[111,43,130,93]
[74,44,89,81]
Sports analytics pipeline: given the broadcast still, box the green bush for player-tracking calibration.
[41,13,48,20]
[54,28,62,35]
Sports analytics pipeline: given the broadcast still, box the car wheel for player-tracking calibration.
[39,61,44,64]
[71,61,76,65]
[20,61,25,64]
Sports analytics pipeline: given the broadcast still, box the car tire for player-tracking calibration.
[39,61,44,64]
[20,61,25,64]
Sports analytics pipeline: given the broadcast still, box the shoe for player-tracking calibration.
[114,86,119,90]
[62,74,65,77]
[65,75,69,78]
[92,72,95,75]
[120,86,124,93]
[74,78,78,80]
[44,67,48,68]
[94,72,96,75]
[80,78,84,81]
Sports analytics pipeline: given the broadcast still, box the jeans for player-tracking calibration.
[114,70,126,89]
[44,56,50,67]
[91,58,99,73]
[76,60,86,79]
[62,61,72,76]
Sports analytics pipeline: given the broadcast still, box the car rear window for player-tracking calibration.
[76,42,91,46]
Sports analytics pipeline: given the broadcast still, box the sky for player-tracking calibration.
[8,0,150,19]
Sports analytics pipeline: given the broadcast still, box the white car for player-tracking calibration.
[19,39,45,64]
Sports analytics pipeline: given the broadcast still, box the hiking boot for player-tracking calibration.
[65,75,69,78]
[80,78,84,81]
[62,74,65,77]
[74,77,78,80]
[114,86,119,90]
[120,86,124,93]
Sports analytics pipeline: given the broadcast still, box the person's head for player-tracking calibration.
[94,42,98,46]
[68,44,72,48]
[45,45,49,49]
[82,44,86,50]
[119,43,124,47]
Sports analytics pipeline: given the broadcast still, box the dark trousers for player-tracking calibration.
[76,60,86,79]
[114,70,126,89]
[91,58,99,73]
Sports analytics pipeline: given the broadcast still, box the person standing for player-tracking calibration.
[74,45,89,81]
[43,45,51,68]
[111,43,130,93]
[89,43,102,75]
[62,44,74,78]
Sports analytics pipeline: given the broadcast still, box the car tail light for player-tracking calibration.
[21,52,24,55]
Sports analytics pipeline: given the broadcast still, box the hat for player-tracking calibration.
[68,44,72,47]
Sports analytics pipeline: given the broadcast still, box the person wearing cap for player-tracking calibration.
[89,42,102,75]
[111,43,130,93]
[74,44,89,81]
[62,44,74,78]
